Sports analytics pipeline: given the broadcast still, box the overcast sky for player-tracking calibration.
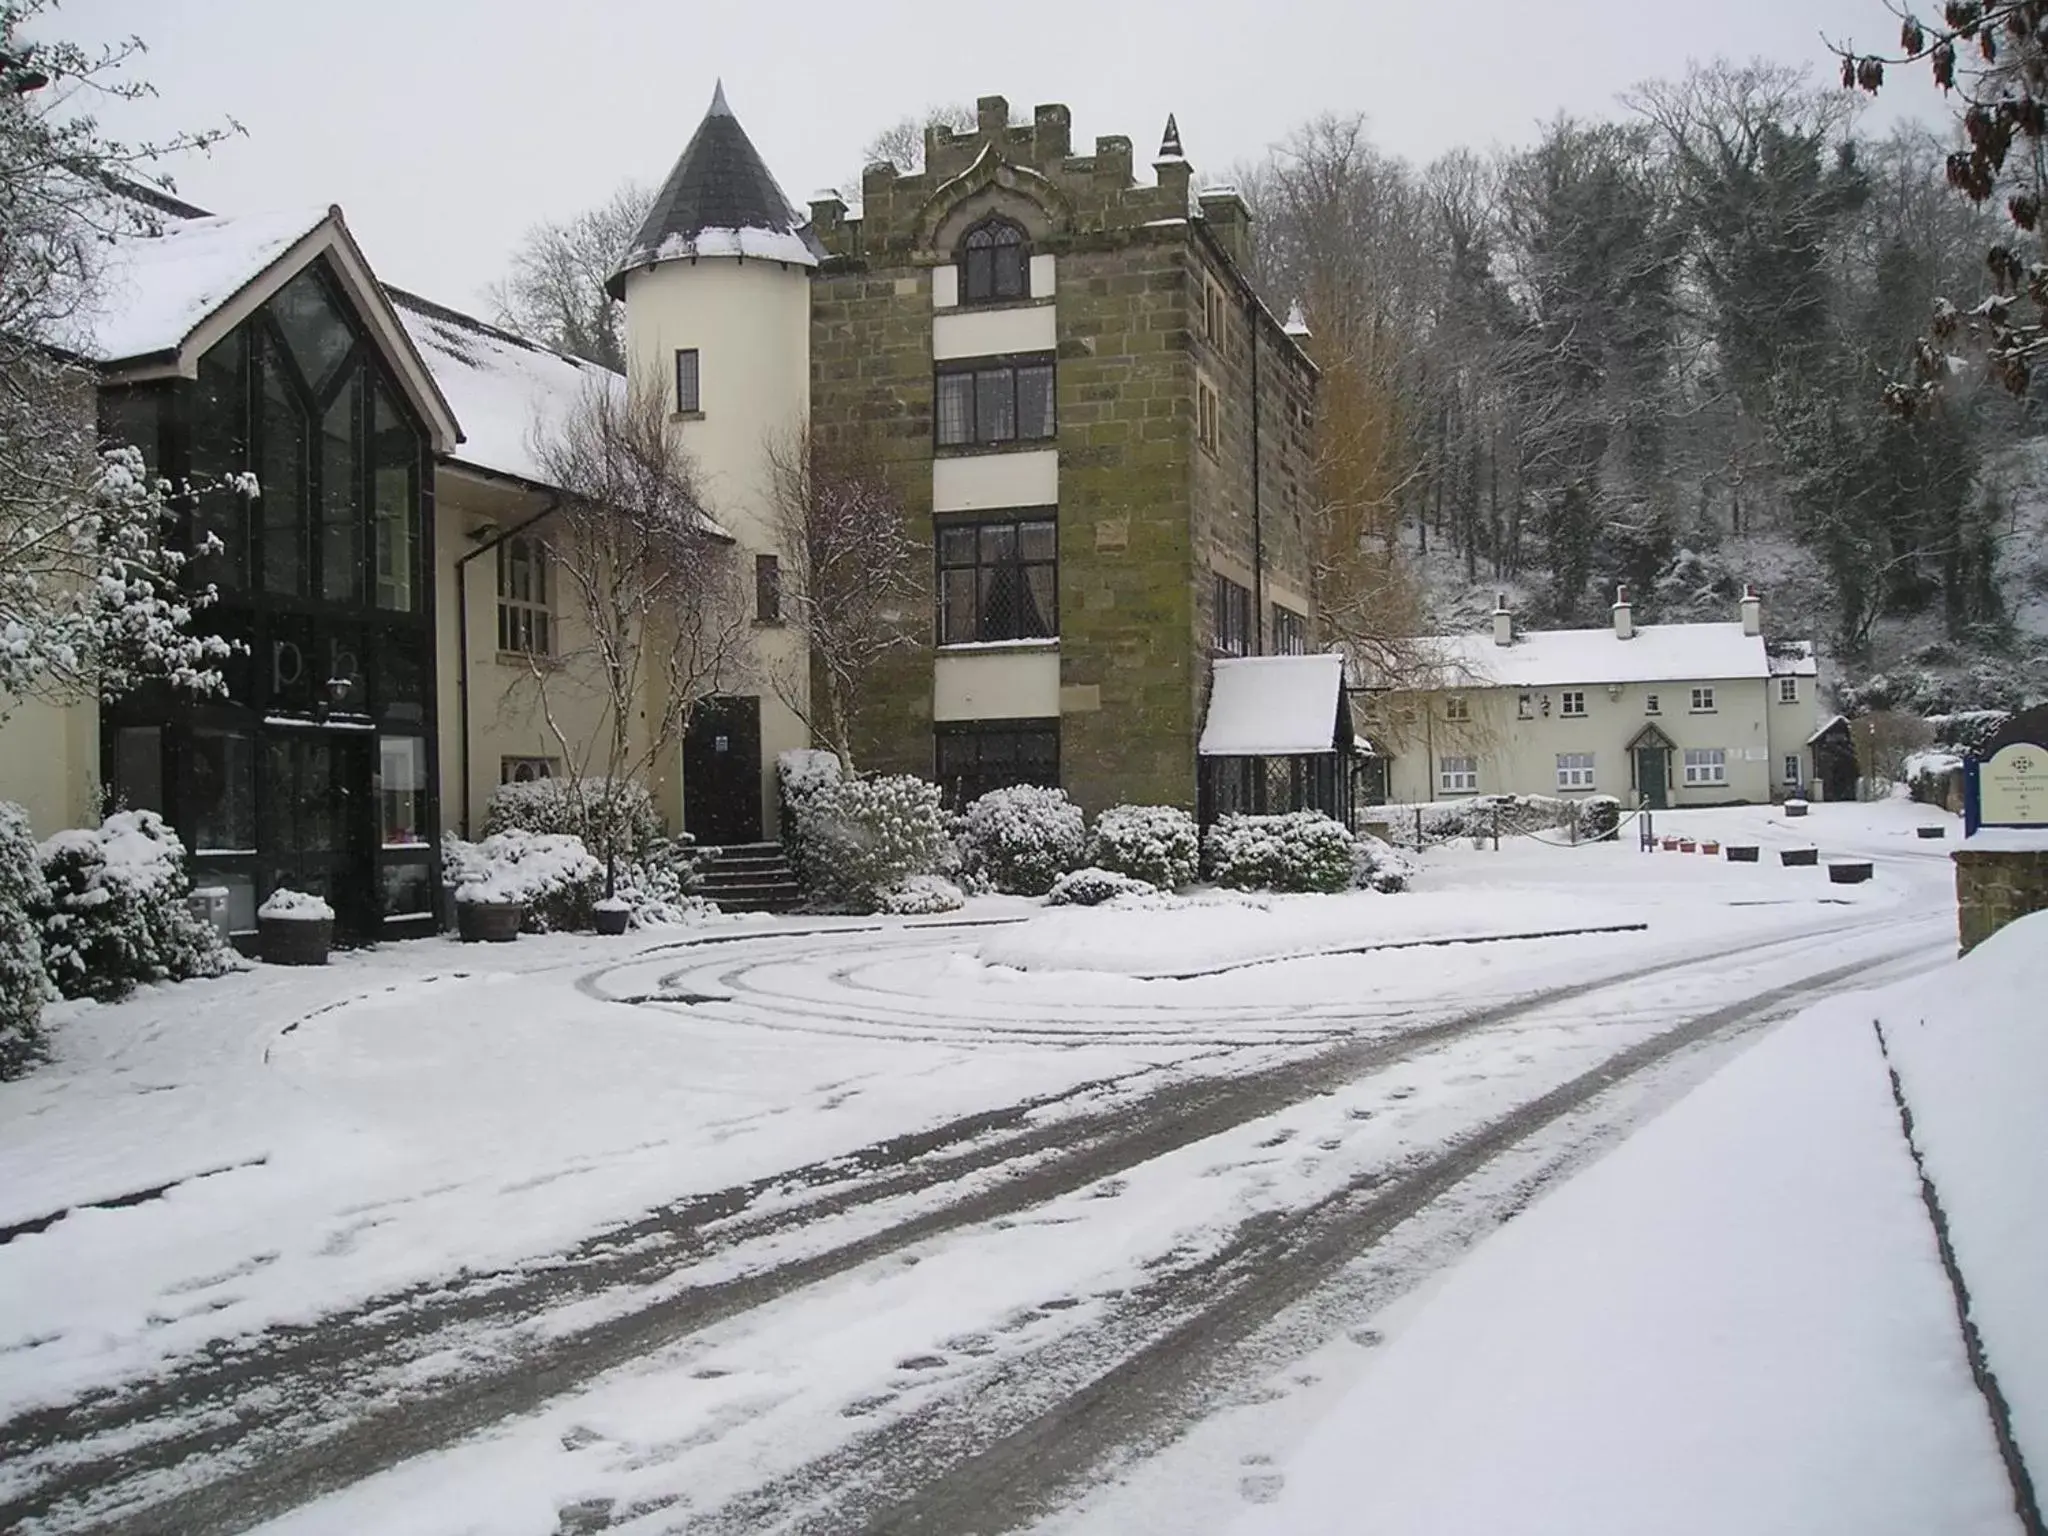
[59,0,1950,316]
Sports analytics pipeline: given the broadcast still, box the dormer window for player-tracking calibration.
[961,217,1028,305]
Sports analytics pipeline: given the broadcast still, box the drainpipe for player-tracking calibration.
[453,496,561,836]
[1243,288,1264,654]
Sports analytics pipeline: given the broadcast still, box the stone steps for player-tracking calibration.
[695,842,802,914]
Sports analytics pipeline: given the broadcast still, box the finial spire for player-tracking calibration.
[1158,113,1184,160]
[709,78,732,117]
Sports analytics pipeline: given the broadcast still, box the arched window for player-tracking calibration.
[960,217,1028,304]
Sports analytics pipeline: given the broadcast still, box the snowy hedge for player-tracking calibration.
[878,874,965,916]
[37,811,234,1003]
[611,837,718,928]
[1087,805,1199,890]
[1925,710,2013,754]
[777,749,843,890]
[1576,794,1623,843]
[957,785,1085,896]
[1205,812,1356,894]
[1352,834,1418,894]
[483,776,662,860]
[444,830,604,932]
[1047,866,1158,907]
[0,804,53,1079]
[800,774,951,913]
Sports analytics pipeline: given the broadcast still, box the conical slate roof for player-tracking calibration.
[606,83,822,298]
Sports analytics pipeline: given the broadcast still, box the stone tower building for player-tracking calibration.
[805,95,1321,815]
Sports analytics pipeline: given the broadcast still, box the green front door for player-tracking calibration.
[1636,747,1669,809]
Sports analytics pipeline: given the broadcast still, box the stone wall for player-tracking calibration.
[1953,847,2048,954]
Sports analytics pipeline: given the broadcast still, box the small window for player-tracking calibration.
[1556,752,1596,790]
[1212,572,1252,656]
[937,515,1057,644]
[675,349,701,414]
[500,756,558,784]
[1683,747,1728,786]
[1444,695,1469,723]
[497,535,552,656]
[1690,686,1716,713]
[1202,280,1228,346]
[935,719,1058,807]
[1783,754,1802,785]
[755,553,782,624]
[379,736,429,848]
[961,217,1028,305]
[1272,605,1308,656]
[1559,689,1587,718]
[1778,677,1799,704]
[1439,755,1479,794]
[1645,693,1661,715]
[935,357,1055,447]
[1517,693,1534,720]
[1197,376,1222,456]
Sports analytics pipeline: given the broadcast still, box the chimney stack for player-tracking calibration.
[1740,584,1762,638]
[1493,593,1514,648]
[1612,584,1634,641]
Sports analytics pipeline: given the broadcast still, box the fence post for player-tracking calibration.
[1416,807,1424,847]
[1492,805,1500,852]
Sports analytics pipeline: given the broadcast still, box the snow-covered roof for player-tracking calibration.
[80,207,332,362]
[1768,639,1820,677]
[1200,654,1349,757]
[1407,622,1784,690]
[389,290,622,490]
[607,82,822,297]
[1809,714,1850,745]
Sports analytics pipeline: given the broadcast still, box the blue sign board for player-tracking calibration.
[1963,705,2048,836]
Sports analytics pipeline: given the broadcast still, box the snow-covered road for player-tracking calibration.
[0,800,1967,1533]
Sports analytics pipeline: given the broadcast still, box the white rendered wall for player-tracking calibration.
[932,305,1056,361]
[0,694,99,836]
[933,448,1058,513]
[933,644,1062,722]
[622,256,811,837]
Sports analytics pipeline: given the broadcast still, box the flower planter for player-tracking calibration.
[1677,839,1697,853]
[259,916,332,966]
[593,904,631,936]
[1725,845,1760,862]
[1781,848,1820,867]
[1661,837,1679,851]
[457,900,524,943]
[1784,801,1809,818]
[1700,841,1721,855]
[1827,862,1875,885]
[1915,825,1947,840]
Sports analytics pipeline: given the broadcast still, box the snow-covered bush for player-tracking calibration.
[801,774,950,912]
[0,804,53,1079]
[1925,710,2012,754]
[878,874,965,915]
[1575,794,1622,843]
[612,836,718,928]
[36,811,233,1003]
[1047,866,1159,907]
[777,748,843,889]
[1205,812,1356,894]
[445,830,603,932]
[483,776,662,861]
[257,889,333,922]
[1087,805,1199,890]
[957,785,1085,896]
[1904,749,1966,808]
[1352,834,1418,894]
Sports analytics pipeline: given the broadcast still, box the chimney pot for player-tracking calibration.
[1613,584,1634,640]
[1493,597,1514,647]
[1740,585,1763,638]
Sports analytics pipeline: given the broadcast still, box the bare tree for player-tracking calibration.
[524,378,751,874]
[486,181,651,369]
[846,104,976,194]
[765,426,920,767]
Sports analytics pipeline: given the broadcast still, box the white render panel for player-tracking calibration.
[933,646,1061,722]
[932,304,1056,361]
[933,449,1058,512]
[932,264,959,309]
[1030,253,1056,299]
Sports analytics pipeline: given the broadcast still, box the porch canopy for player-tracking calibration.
[1198,655,1356,825]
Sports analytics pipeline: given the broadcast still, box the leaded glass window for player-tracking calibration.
[961,218,1028,304]
[271,267,354,394]
[372,382,418,612]
[260,340,307,595]
[936,515,1056,644]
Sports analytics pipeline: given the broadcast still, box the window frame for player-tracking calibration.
[1690,685,1717,714]
[1683,747,1728,786]
[1444,695,1470,723]
[500,756,560,784]
[935,510,1059,646]
[1517,692,1534,720]
[1783,753,1802,785]
[1559,689,1587,718]
[496,533,553,657]
[1196,374,1222,457]
[934,353,1056,449]
[1778,676,1799,704]
[1212,572,1253,657]
[1272,604,1308,656]
[1439,755,1479,795]
[959,216,1030,306]
[933,718,1059,808]
[755,552,782,625]
[673,348,702,415]
[1645,693,1661,715]
[1556,751,1597,790]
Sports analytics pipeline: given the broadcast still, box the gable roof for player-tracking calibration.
[1200,654,1351,757]
[606,82,822,297]
[387,288,623,491]
[77,205,460,455]
[1406,621,1779,691]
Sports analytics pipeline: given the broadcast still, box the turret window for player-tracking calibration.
[960,217,1028,305]
[674,349,701,415]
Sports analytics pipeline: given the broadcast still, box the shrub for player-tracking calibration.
[777,749,843,888]
[1575,794,1622,843]
[36,811,233,1003]
[0,804,53,1079]
[613,836,717,927]
[1087,805,1198,890]
[1205,811,1356,893]
[878,874,965,915]
[802,774,951,912]
[446,829,603,932]
[1047,866,1158,907]
[483,777,662,862]
[957,785,1085,896]
[1925,710,2012,754]
[1352,834,1417,894]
